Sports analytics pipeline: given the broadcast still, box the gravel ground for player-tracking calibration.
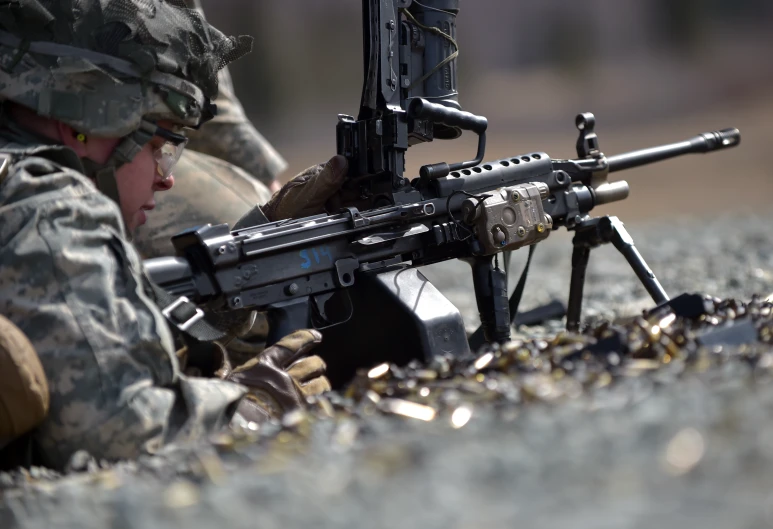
[2,212,773,529]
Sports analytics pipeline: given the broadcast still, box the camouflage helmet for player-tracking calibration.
[0,0,253,137]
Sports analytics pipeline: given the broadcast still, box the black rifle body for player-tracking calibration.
[147,0,741,385]
[146,128,738,385]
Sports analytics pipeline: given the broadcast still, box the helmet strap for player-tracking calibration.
[79,120,157,207]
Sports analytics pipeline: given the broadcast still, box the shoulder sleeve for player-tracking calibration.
[180,0,288,184]
[186,121,289,186]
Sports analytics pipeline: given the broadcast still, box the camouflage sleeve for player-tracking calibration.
[183,0,288,185]
[186,120,288,188]
[0,158,245,469]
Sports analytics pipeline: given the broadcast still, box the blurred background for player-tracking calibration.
[201,0,773,222]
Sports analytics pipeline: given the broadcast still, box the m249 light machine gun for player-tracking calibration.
[145,0,741,386]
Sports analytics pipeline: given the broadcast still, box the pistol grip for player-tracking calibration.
[265,297,312,347]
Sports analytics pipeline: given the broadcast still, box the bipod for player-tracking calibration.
[567,216,669,331]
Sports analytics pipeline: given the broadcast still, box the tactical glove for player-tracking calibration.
[224,329,331,422]
[261,155,348,222]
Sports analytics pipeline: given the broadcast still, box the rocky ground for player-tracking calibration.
[2,213,773,529]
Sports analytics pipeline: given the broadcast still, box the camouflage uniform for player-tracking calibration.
[183,0,287,187]
[0,127,247,468]
[185,67,288,187]
[0,1,253,468]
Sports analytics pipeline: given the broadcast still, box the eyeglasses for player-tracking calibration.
[152,126,188,181]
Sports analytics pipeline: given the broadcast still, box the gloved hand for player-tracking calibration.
[261,155,348,222]
[224,329,331,422]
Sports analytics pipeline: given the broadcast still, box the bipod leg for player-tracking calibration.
[567,218,602,331]
[567,216,670,332]
[599,216,669,305]
[567,241,592,332]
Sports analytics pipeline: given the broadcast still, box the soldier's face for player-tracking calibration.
[82,131,177,234]
[114,136,176,233]
[59,119,178,234]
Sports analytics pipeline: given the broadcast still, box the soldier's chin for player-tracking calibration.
[129,210,147,233]
[137,209,147,227]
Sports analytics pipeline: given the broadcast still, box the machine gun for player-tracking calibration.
[145,0,741,386]
[145,123,739,385]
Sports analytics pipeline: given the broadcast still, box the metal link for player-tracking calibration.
[161,296,205,331]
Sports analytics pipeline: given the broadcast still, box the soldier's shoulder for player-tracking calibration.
[8,153,75,178]
[0,146,98,205]
[0,146,126,243]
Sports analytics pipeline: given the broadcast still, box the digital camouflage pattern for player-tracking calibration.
[182,0,287,185]
[0,0,252,137]
[0,131,246,469]
[133,149,273,259]
[185,67,288,187]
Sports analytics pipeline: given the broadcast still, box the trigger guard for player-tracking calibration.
[310,290,353,329]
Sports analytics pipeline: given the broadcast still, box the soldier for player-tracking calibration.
[0,0,344,469]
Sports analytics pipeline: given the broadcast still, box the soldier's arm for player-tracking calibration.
[184,0,287,190]
[0,160,245,469]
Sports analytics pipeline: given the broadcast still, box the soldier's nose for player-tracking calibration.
[155,173,175,191]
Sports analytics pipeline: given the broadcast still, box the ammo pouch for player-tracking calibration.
[0,314,49,470]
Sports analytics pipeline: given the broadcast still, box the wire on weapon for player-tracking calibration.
[388,13,398,90]
[399,7,459,92]
[412,0,456,16]
[445,189,492,242]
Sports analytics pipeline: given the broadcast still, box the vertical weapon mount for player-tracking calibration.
[336,0,487,209]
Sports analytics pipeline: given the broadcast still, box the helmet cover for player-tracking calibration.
[0,0,253,136]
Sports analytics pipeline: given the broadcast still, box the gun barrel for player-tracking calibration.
[607,128,740,173]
